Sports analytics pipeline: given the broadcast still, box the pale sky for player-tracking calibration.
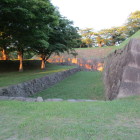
[51,0,140,31]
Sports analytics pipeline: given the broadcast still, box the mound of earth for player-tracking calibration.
[49,47,114,59]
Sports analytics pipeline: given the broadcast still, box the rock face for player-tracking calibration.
[104,39,140,100]
[0,68,81,97]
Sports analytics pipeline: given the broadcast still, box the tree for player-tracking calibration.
[0,0,58,71]
[126,11,140,36]
[98,26,127,46]
[33,16,81,69]
[95,33,106,47]
[0,31,11,60]
[79,28,95,48]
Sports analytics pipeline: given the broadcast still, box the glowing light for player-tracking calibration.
[85,64,92,69]
[97,63,104,71]
[47,57,104,71]
[72,58,78,64]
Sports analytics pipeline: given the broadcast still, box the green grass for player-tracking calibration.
[74,30,140,58]
[0,96,140,140]
[0,64,75,87]
[76,30,140,51]
[33,71,104,100]
[103,30,140,58]
[119,30,140,48]
[1,30,140,140]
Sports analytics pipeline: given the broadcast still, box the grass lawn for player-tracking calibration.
[0,64,75,87]
[50,46,117,60]
[33,71,104,100]
[0,96,140,140]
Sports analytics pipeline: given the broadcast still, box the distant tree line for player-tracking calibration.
[0,0,81,71]
[79,11,140,48]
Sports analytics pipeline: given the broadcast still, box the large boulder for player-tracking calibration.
[104,39,140,100]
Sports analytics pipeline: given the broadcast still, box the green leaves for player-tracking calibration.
[0,0,81,66]
[126,11,140,36]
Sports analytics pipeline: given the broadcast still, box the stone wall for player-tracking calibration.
[104,39,140,100]
[0,67,81,97]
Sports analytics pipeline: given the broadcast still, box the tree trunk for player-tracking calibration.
[112,42,115,46]
[1,49,8,60]
[41,55,46,70]
[18,54,20,60]
[18,51,23,72]
[98,43,102,47]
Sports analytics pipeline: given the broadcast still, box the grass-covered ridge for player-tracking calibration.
[50,46,116,59]
[100,30,140,57]
[33,71,104,100]
[0,64,75,87]
[0,96,140,140]
[119,30,140,48]
[48,30,140,60]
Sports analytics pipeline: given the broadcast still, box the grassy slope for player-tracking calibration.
[101,30,140,56]
[0,64,75,87]
[75,47,115,59]
[33,71,104,100]
[49,30,140,60]
[1,31,140,140]
[50,46,117,59]
[76,30,140,56]
[119,30,140,48]
[0,96,140,140]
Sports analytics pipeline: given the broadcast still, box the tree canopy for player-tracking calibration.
[126,10,140,36]
[0,0,81,71]
[79,11,140,48]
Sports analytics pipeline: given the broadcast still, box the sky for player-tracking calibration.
[51,0,140,31]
